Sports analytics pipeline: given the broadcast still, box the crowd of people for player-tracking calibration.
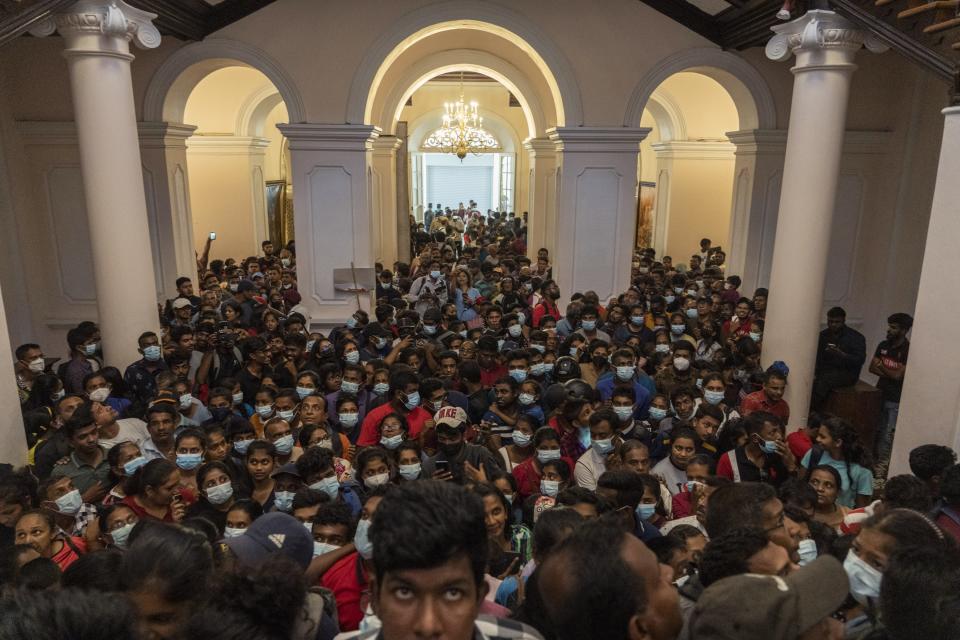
[0,209,957,640]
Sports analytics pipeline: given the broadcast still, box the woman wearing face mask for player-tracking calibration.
[695,321,723,363]
[185,461,240,535]
[22,373,64,416]
[700,373,740,435]
[250,387,277,438]
[840,508,955,638]
[722,298,755,345]
[497,413,538,472]
[104,441,146,506]
[172,429,206,499]
[800,418,874,509]
[636,473,669,530]
[97,503,139,550]
[223,498,263,539]
[298,423,355,478]
[15,509,86,571]
[453,268,481,327]
[548,398,595,461]
[354,447,395,496]
[394,441,423,483]
[375,412,408,453]
[511,427,574,502]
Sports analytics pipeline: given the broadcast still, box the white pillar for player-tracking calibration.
[725,130,788,293]
[371,136,403,268]
[761,11,886,428]
[138,123,198,301]
[0,286,27,464]
[549,128,648,303]
[30,1,162,367]
[276,124,379,330]
[524,138,558,260]
[889,106,960,474]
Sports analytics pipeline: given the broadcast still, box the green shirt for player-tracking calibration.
[51,446,111,494]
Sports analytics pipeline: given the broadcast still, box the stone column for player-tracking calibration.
[138,123,198,301]
[889,105,960,474]
[276,124,380,331]
[761,10,886,428]
[524,138,558,260]
[30,0,162,367]
[370,136,403,268]
[395,121,412,264]
[725,130,788,293]
[549,127,649,303]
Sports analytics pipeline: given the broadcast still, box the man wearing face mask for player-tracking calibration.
[356,370,431,447]
[325,364,371,432]
[63,325,100,395]
[14,342,46,403]
[123,331,168,408]
[654,341,697,397]
[597,348,654,410]
[51,408,111,501]
[407,259,448,317]
[422,406,503,484]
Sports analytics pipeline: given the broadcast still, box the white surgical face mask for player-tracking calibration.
[27,358,45,374]
[673,357,691,371]
[844,549,882,605]
[223,526,246,538]
[540,479,560,497]
[797,539,818,566]
[399,463,421,480]
[89,387,111,403]
[364,472,390,489]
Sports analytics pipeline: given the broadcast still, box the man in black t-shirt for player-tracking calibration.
[869,312,912,462]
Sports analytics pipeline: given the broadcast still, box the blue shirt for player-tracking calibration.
[801,449,873,508]
[595,371,653,417]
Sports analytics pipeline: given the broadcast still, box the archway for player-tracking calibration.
[356,15,577,265]
[626,49,776,272]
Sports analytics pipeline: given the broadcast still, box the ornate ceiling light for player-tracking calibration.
[422,73,500,160]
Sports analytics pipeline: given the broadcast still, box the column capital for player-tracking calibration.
[766,10,887,68]
[371,135,403,155]
[30,0,161,52]
[547,127,651,153]
[650,140,735,160]
[277,124,381,151]
[137,122,197,149]
[523,137,559,155]
[726,129,789,154]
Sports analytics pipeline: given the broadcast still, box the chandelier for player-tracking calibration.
[423,75,500,160]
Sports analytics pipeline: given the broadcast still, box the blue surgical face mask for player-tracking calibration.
[273,490,295,512]
[143,345,162,361]
[422,324,438,336]
[340,380,360,395]
[630,315,645,326]
[685,308,699,319]
[508,324,523,338]
[512,431,533,447]
[540,479,560,497]
[232,392,244,406]
[671,324,686,335]
[344,351,360,365]
[346,316,358,329]
[256,404,274,418]
[224,526,245,539]
[83,343,99,357]
[704,389,725,405]
[518,392,535,406]
[761,440,779,455]
[636,503,657,521]
[542,362,555,374]
[797,539,818,566]
[355,518,374,559]
[664,295,676,305]
[577,426,591,449]
[844,550,882,605]
[375,337,389,350]
[581,320,597,331]
[123,455,148,476]
[111,522,136,549]
[373,382,390,396]
[648,407,668,421]
[233,438,253,455]
[613,406,634,422]
[381,434,403,450]
[306,340,316,353]
[206,481,234,505]
[592,438,614,455]
[616,365,635,381]
[273,434,295,455]
[509,368,527,383]
[403,391,420,410]
[339,412,359,428]
[654,343,671,354]
[750,332,763,342]
[296,386,314,399]
[399,463,421,480]
[277,409,295,421]
[537,448,562,463]
[314,541,340,557]
[309,475,341,500]
[176,453,203,471]
[430,270,442,280]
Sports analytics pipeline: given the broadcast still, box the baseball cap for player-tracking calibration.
[237,280,257,293]
[270,462,302,480]
[688,555,848,640]
[172,297,192,309]
[434,406,468,433]
[224,512,313,571]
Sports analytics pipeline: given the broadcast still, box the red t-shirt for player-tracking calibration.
[357,402,431,446]
[480,364,508,389]
[321,551,367,632]
[51,536,86,571]
[739,390,790,424]
[511,455,576,502]
[786,431,812,460]
[671,490,694,520]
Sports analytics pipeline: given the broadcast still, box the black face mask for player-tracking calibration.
[209,407,232,422]
[438,441,463,458]
[592,356,608,368]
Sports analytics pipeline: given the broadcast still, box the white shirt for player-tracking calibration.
[651,456,689,496]
[574,447,608,491]
[660,514,707,537]
[98,418,150,450]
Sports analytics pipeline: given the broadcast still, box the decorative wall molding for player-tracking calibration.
[548,127,651,153]
[137,122,197,149]
[651,141,736,160]
[185,135,270,155]
[277,124,380,151]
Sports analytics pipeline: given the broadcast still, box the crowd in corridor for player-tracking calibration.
[0,202,957,640]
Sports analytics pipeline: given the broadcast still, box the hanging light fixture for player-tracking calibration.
[423,72,499,160]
